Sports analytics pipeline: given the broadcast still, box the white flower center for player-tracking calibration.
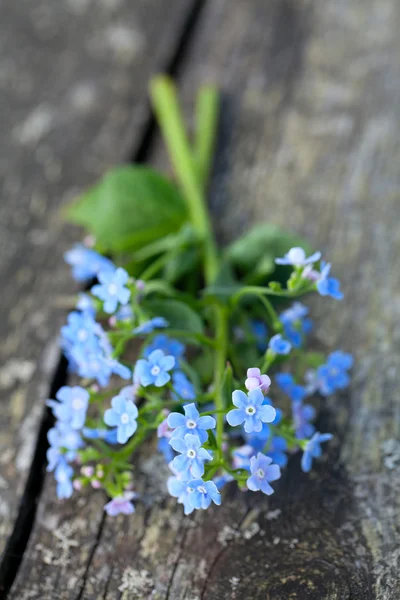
[120,412,130,424]
[72,397,84,410]
[198,486,207,494]
[108,283,118,296]
[151,365,161,376]
[245,405,256,415]
[256,468,265,479]
[187,449,196,459]
[187,486,194,493]
[57,472,66,483]
[330,367,339,376]
[186,419,196,429]
[77,329,88,342]
[90,360,100,371]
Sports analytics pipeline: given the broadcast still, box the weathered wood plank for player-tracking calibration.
[10,0,400,598]
[0,0,202,585]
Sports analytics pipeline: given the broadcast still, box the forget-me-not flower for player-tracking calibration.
[64,244,115,282]
[104,395,138,444]
[275,373,307,403]
[250,320,268,352]
[187,479,221,510]
[47,422,84,471]
[279,302,312,348]
[244,368,271,393]
[316,262,343,300]
[292,402,316,439]
[104,492,137,516]
[275,247,321,267]
[47,386,89,430]
[247,452,281,495]
[167,474,195,515]
[82,427,119,444]
[301,432,333,472]
[167,403,215,444]
[316,351,353,396]
[143,334,185,365]
[54,460,74,499]
[135,349,175,387]
[172,371,196,401]
[226,388,276,433]
[269,334,292,355]
[133,317,169,335]
[91,267,131,314]
[170,433,212,478]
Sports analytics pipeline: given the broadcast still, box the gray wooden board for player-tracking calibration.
[9,0,400,598]
[0,0,200,573]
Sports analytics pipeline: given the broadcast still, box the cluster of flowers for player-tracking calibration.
[45,243,352,516]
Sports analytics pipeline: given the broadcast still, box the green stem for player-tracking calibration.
[232,283,314,304]
[149,75,219,283]
[213,306,228,460]
[194,86,220,190]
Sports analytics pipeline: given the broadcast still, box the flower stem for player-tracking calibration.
[194,85,220,190]
[213,305,228,460]
[149,76,219,283]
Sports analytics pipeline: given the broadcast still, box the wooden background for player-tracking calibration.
[1,0,400,598]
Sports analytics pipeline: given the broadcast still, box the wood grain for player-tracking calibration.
[8,0,400,598]
[0,0,201,584]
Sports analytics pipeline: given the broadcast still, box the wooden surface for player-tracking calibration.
[3,0,400,598]
[0,0,203,594]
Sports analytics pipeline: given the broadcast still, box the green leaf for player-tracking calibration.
[65,166,188,252]
[144,298,204,334]
[225,223,311,277]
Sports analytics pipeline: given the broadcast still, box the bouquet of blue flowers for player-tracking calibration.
[46,76,352,516]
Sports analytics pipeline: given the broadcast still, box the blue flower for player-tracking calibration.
[133,317,169,335]
[167,403,215,444]
[64,244,115,282]
[170,434,212,478]
[227,388,276,434]
[250,320,268,352]
[268,334,292,355]
[76,293,96,316]
[279,302,312,348]
[247,452,281,495]
[54,459,74,499]
[144,334,185,366]
[70,347,130,387]
[292,402,316,439]
[135,349,175,387]
[47,422,84,471]
[82,427,119,444]
[158,437,175,463]
[275,373,307,403]
[301,432,333,472]
[171,372,196,401]
[246,430,288,468]
[316,351,353,396]
[115,305,134,322]
[91,267,131,314]
[61,310,98,347]
[47,386,89,430]
[167,475,195,515]
[187,479,221,510]
[316,262,343,300]
[104,396,138,444]
[213,473,234,490]
[275,247,321,267]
